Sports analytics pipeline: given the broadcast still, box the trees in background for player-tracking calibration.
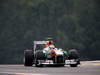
[0,0,100,63]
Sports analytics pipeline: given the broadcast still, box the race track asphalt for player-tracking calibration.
[0,61,100,75]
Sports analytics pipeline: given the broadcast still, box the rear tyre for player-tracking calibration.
[24,50,33,66]
[68,49,79,59]
[68,49,80,67]
[35,50,45,67]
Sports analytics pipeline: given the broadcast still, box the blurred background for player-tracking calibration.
[0,0,100,64]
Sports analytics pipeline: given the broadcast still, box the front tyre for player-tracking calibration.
[24,50,33,66]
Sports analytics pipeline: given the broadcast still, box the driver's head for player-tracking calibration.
[47,41,53,45]
[45,41,54,48]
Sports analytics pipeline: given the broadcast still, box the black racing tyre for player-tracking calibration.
[35,50,46,60]
[24,50,33,66]
[68,49,79,59]
[70,64,78,67]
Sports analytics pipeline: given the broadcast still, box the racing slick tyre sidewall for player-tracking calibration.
[24,50,33,66]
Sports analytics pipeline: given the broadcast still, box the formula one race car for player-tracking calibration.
[24,40,80,67]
